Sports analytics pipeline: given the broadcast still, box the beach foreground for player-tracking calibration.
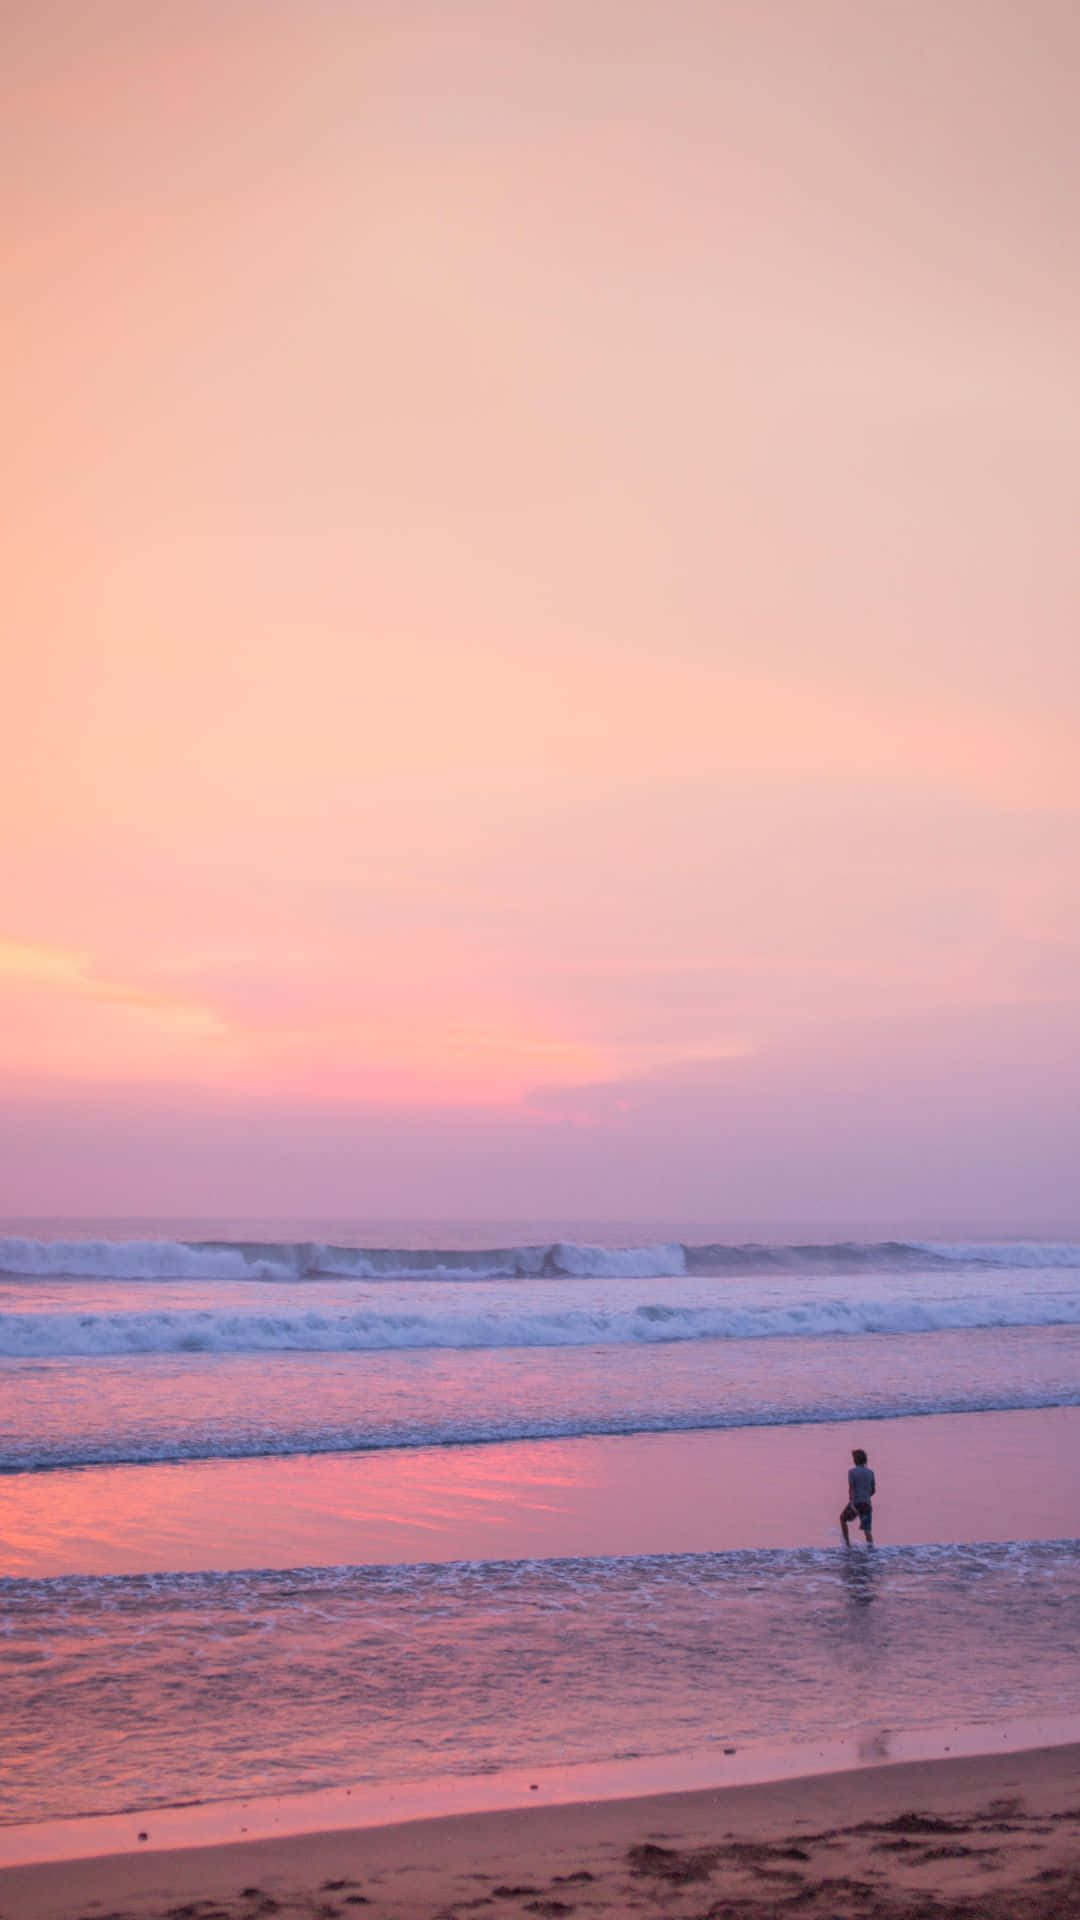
[3,1744,1079,1920]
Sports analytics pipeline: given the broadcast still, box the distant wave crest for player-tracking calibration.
[3,1233,1080,1284]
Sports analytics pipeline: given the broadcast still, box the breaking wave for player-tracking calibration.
[3,1288,1080,1356]
[3,1234,1080,1284]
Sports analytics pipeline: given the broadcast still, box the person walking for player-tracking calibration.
[841,1448,876,1546]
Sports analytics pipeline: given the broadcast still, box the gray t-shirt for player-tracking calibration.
[848,1464,876,1504]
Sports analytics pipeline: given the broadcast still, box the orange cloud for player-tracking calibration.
[0,936,748,1108]
[0,939,228,1086]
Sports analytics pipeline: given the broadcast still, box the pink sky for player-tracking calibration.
[5,0,1079,1224]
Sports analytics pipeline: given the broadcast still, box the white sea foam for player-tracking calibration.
[3,1287,1080,1356]
[915,1240,1080,1268]
[4,1233,1080,1284]
[0,1236,687,1282]
[0,1237,303,1281]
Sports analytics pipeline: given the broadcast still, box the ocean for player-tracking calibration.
[2,1221,1079,1839]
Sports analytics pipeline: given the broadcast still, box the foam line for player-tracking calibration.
[3,1234,1080,1283]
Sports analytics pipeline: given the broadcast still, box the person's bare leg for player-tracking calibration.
[841,1512,851,1546]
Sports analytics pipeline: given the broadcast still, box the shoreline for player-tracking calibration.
[2,1739,1079,1920]
[4,1404,1078,1578]
[4,1710,1080,1869]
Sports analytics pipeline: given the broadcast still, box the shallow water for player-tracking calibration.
[3,1221,1079,1831]
[3,1319,1079,1473]
[2,1542,1078,1827]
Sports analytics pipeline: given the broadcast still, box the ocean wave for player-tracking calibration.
[685,1239,1080,1272]
[3,1234,1080,1283]
[3,1289,1080,1356]
[0,1236,307,1281]
[0,1236,687,1282]
[4,1383,1079,1473]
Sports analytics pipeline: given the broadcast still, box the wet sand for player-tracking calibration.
[3,1404,1078,1577]
[2,1742,1079,1920]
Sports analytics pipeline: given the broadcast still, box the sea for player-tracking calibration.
[2,1219,1079,1844]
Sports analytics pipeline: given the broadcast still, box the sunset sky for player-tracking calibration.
[5,0,1079,1224]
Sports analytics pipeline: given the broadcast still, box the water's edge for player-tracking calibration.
[3,1711,1080,1870]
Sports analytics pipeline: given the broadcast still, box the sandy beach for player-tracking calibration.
[2,1743,1079,1920]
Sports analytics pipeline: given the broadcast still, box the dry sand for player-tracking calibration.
[3,1743,1079,1920]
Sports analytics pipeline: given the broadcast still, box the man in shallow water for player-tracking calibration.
[841,1447,876,1546]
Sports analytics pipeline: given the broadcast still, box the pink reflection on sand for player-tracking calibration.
[2,1407,1077,1579]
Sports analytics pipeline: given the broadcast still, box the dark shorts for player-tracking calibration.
[842,1501,873,1533]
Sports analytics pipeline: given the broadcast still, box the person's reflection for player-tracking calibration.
[839,1552,886,1757]
[841,1544,880,1609]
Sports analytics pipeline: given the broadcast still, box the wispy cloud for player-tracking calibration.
[0,938,228,1089]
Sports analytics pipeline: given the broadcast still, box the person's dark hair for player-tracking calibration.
[852,1448,868,1465]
